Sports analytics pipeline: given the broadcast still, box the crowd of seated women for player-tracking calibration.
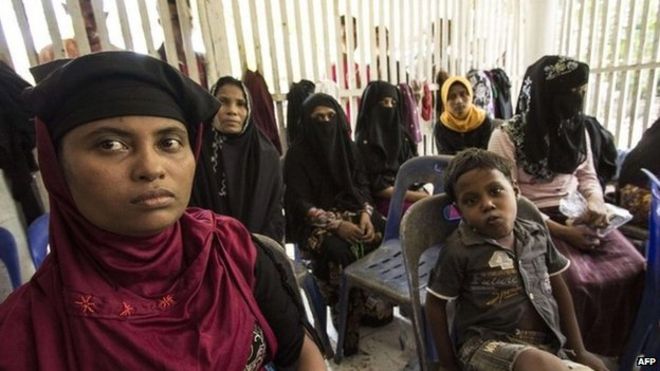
[0,49,655,370]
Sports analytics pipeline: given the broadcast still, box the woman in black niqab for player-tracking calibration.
[191,76,284,242]
[355,81,427,215]
[284,93,391,356]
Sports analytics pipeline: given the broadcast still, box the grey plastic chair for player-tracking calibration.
[333,155,452,363]
[251,234,334,358]
[400,194,545,370]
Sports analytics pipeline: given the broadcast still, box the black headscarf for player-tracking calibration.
[355,81,416,193]
[619,117,660,188]
[356,81,405,168]
[284,94,370,239]
[505,55,589,180]
[25,51,218,145]
[191,76,284,242]
[286,79,315,144]
[0,61,43,224]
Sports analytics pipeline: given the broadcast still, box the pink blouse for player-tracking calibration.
[488,126,604,210]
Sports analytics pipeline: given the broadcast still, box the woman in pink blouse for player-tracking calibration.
[488,55,644,358]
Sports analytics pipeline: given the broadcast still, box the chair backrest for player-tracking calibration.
[400,193,544,368]
[641,169,659,296]
[0,227,21,289]
[384,155,453,241]
[27,213,49,269]
[619,169,660,371]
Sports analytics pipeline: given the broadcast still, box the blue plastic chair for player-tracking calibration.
[27,213,49,269]
[619,169,660,371]
[0,227,22,290]
[334,155,452,363]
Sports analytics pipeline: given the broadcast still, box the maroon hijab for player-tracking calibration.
[0,52,277,370]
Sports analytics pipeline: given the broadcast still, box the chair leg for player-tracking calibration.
[301,274,334,358]
[333,274,351,363]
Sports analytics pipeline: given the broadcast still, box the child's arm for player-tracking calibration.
[425,293,459,371]
[550,275,609,371]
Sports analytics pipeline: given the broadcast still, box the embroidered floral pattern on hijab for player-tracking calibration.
[543,57,580,80]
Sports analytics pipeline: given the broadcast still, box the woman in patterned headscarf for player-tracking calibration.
[191,76,284,242]
[434,76,495,155]
[488,55,644,357]
[466,69,496,117]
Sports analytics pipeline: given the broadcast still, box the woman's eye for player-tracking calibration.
[98,140,127,151]
[161,138,183,151]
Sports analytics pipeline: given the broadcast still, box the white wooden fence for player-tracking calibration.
[558,0,660,148]
[0,0,657,150]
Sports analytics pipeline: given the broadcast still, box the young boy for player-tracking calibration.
[426,148,608,371]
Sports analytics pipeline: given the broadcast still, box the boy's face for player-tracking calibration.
[454,168,519,240]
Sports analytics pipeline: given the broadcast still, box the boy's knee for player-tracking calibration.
[513,348,568,371]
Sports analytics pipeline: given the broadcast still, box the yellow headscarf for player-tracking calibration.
[440,76,486,133]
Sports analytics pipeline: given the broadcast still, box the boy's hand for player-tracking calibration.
[574,350,610,371]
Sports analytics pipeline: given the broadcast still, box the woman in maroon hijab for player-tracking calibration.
[0,51,324,370]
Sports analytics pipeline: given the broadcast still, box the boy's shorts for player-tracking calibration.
[458,330,594,371]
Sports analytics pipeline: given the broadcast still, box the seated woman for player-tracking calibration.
[191,76,284,242]
[618,116,660,228]
[355,81,426,216]
[284,93,390,356]
[434,76,495,155]
[0,52,324,370]
[488,55,645,357]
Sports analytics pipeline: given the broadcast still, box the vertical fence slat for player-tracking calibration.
[614,0,638,146]
[590,0,609,116]
[308,0,322,81]
[280,0,296,83]
[156,0,178,68]
[603,0,624,134]
[197,0,217,83]
[177,0,200,83]
[585,0,598,65]
[89,0,110,51]
[230,0,248,72]
[641,1,660,135]
[265,0,283,91]
[576,0,587,60]
[0,16,13,68]
[40,0,64,60]
[12,0,39,66]
[627,0,652,147]
[137,0,156,56]
[115,0,134,50]
[293,0,309,79]
[248,0,265,74]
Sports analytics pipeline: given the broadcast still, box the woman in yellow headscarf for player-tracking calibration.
[434,76,495,154]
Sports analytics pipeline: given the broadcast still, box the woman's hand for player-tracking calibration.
[574,199,609,229]
[335,221,364,244]
[358,212,376,243]
[573,350,610,371]
[561,224,601,252]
